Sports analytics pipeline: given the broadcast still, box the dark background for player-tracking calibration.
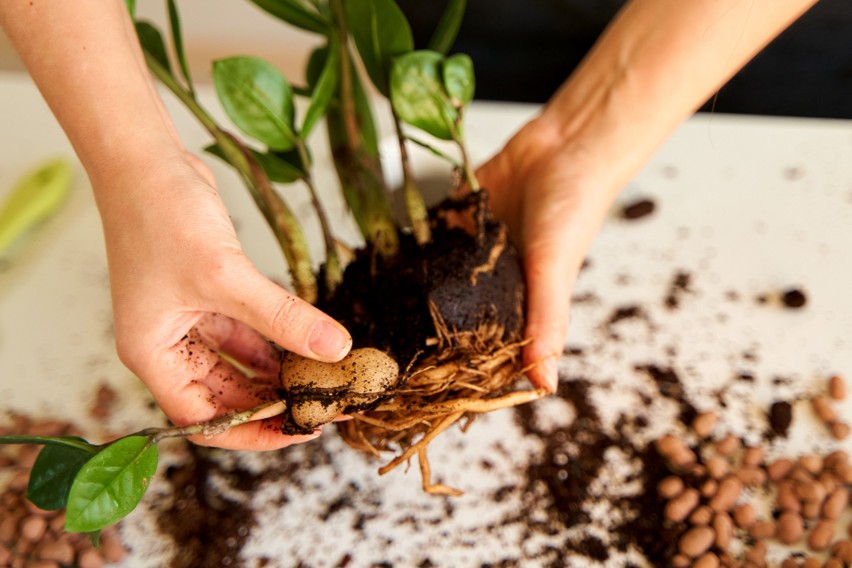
[398,0,852,119]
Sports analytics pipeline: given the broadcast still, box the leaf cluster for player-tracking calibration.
[1,435,157,539]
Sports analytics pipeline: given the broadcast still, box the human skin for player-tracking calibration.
[477,0,818,391]
[0,0,352,451]
[0,0,817,446]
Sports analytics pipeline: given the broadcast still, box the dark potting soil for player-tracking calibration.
[516,377,681,564]
[320,194,525,365]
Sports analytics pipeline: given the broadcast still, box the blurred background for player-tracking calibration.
[1,0,850,119]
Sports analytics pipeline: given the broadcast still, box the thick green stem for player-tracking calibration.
[392,114,431,245]
[295,139,342,293]
[328,0,399,256]
[450,114,479,192]
[145,54,318,303]
[456,138,480,192]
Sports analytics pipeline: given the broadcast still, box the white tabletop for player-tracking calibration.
[2,71,852,566]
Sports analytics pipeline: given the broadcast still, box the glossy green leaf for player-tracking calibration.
[0,158,73,256]
[390,51,457,140]
[27,443,96,511]
[204,143,303,183]
[213,56,297,151]
[134,21,172,77]
[442,53,474,107]
[428,0,467,54]
[301,38,339,139]
[65,436,158,533]
[344,0,413,95]
[248,0,331,34]
[167,0,194,93]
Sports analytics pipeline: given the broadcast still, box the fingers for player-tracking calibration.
[189,419,322,452]
[212,260,352,363]
[143,329,319,451]
[522,241,575,393]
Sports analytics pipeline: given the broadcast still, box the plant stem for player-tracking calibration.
[328,0,400,257]
[448,111,479,192]
[330,0,361,153]
[145,54,318,303]
[456,138,480,192]
[295,139,343,293]
[140,400,289,443]
[393,113,431,246]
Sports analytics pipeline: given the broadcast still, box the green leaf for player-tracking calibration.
[134,21,173,77]
[204,143,303,183]
[344,0,413,95]
[428,0,467,54]
[0,157,73,256]
[390,51,457,140]
[213,56,298,151]
[27,443,96,511]
[442,53,475,107]
[301,38,339,139]
[248,0,331,34]
[65,436,158,533]
[167,0,194,93]
[125,0,137,16]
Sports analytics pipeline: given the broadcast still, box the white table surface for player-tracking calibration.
[3,71,852,566]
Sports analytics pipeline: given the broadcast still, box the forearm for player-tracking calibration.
[543,0,817,190]
[0,0,184,201]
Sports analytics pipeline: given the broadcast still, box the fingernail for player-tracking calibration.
[544,358,559,392]
[308,320,351,361]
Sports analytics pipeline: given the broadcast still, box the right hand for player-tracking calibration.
[476,116,623,392]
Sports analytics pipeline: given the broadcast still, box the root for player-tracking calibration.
[338,337,545,494]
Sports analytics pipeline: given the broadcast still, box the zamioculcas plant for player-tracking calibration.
[0,0,546,534]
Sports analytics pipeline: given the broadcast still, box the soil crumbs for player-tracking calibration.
[117,250,841,567]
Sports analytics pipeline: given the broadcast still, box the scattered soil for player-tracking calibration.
[157,445,261,568]
[782,288,808,309]
[620,198,656,220]
[664,270,693,310]
[768,400,794,439]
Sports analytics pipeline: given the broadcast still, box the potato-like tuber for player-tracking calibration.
[279,348,400,434]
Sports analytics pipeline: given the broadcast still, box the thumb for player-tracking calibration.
[214,259,352,362]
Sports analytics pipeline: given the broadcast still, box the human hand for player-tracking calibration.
[92,152,352,451]
[476,116,622,392]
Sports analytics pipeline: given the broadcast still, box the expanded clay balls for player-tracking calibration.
[651,383,852,566]
[0,415,128,567]
[811,375,851,441]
